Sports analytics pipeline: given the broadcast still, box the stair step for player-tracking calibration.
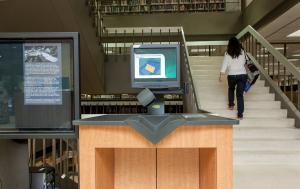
[196,86,270,94]
[234,140,300,152]
[194,79,264,84]
[190,59,223,64]
[234,118,294,128]
[192,70,225,75]
[190,62,222,66]
[234,151,300,165]
[209,109,287,118]
[201,101,280,109]
[193,80,265,87]
[192,74,223,79]
[234,128,300,140]
[189,56,223,61]
[190,64,221,70]
[198,93,275,101]
[234,165,300,189]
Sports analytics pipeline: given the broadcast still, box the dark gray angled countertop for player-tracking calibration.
[73,113,239,144]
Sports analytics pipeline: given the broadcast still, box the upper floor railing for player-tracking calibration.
[101,27,182,54]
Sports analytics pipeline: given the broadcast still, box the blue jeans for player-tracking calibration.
[227,74,247,117]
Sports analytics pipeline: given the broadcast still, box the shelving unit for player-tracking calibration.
[100,0,235,15]
[81,93,183,114]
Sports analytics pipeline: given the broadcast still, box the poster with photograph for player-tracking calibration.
[23,43,62,105]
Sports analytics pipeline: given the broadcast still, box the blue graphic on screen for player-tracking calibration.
[139,58,161,76]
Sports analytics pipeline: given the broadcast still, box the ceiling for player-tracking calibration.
[258,2,300,66]
[259,2,300,43]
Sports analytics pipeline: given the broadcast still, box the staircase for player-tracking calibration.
[190,56,300,189]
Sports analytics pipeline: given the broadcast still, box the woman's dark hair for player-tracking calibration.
[227,37,242,59]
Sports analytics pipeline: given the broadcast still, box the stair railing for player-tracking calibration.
[237,25,300,127]
[180,27,202,113]
[28,138,79,186]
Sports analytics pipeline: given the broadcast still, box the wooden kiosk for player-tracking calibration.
[74,114,237,189]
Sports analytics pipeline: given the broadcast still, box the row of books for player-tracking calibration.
[81,102,183,114]
[81,93,183,114]
[102,0,225,5]
[100,0,227,14]
[81,93,182,101]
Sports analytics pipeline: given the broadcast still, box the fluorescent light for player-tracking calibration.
[287,30,300,37]
[260,47,285,51]
[190,48,216,53]
[288,59,300,62]
[257,54,269,57]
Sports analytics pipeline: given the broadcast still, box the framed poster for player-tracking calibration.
[23,43,62,105]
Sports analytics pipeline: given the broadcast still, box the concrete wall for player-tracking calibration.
[243,0,299,29]
[103,12,243,39]
[0,0,104,94]
[0,140,29,189]
[105,55,140,94]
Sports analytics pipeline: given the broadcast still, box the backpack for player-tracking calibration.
[244,50,260,92]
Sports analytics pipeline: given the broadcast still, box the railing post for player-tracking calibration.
[115,29,117,55]
[42,139,46,166]
[52,139,56,168]
[106,29,109,54]
[291,74,294,103]
[278,61,280,86]
[169,28,171,44]
[32,139,36,166]
[298,81,300,110]
[142,29,144,44]
[160,29,162,44]
[272,55,275,80]
[28,139,32,167]
[267,51,270,75]
[284,67,286,93]
[66,139,69,178]
[150,28,153,44]
[59,139,63,175]
[133,29,135,45]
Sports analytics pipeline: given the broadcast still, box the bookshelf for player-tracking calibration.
[81,93,183,114]
[100,0,236,15]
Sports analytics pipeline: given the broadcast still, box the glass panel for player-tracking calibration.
[0,39,74,131]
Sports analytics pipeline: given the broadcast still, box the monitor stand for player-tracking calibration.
[147,99,165,115]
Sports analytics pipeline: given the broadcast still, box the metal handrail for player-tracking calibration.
[236,25,300,81]
[180,27,201,112]
[237,25,300,127]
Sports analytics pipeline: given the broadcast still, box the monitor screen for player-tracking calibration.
[131,44,180,89]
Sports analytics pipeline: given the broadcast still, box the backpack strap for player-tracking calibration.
[243,50,249,60]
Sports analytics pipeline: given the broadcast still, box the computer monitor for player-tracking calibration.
[131,44,180,89]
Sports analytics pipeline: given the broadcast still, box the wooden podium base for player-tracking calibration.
[79,125,232,189]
